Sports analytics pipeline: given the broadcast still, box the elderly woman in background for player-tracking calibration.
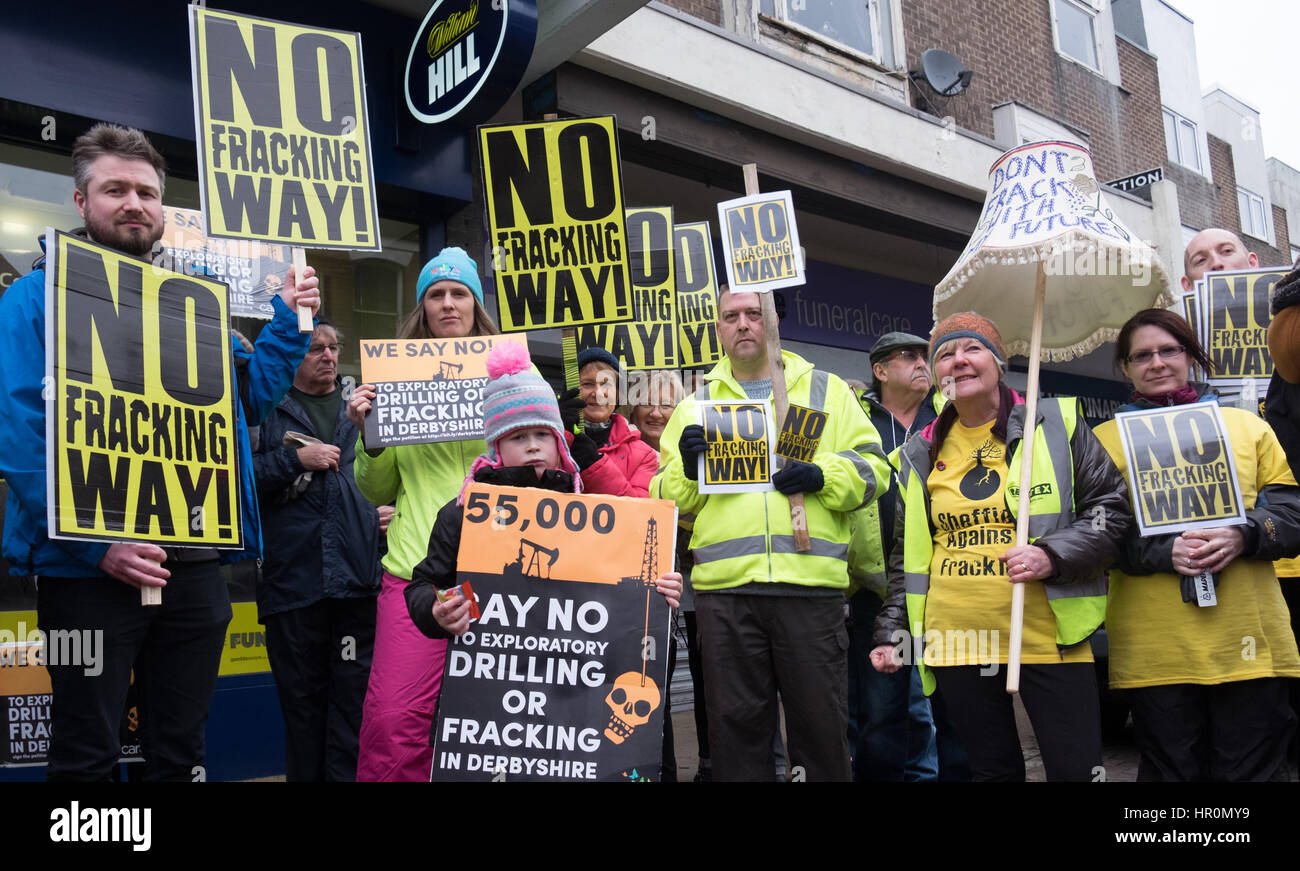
[1095,308,1300,781]
[871,313,1130,781]
[559,347,658,498]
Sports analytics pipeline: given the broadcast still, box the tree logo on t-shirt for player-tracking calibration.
[959,437,1003,500]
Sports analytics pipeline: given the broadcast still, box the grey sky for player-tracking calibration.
[1166,0,1300,171]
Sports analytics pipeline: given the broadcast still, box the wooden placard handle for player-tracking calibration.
[742,164,810,553]
[292,247,313,334]
[1005,264,1047,694]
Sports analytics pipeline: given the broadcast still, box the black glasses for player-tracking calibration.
[885,348,924,363]
[1126,345,1184,365]
[307,343,342,356]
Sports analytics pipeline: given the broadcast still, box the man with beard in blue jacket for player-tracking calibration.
[0,123,319,781]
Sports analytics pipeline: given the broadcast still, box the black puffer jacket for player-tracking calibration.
[405,466,577,639]
[252,385,381,620]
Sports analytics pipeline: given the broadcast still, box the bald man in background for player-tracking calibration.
[1185,227,1300,769]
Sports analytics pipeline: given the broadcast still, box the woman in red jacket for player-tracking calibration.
[563,347,658,498]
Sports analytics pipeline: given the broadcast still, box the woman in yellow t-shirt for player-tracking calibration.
[1095,308,1300,781]
[871,312,1131,781]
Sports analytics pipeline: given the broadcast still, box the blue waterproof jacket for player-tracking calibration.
[0,247,309,577]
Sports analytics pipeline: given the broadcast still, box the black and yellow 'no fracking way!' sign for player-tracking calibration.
[775,404,827,464]
[480,116,634,332]
[576,206,676,369]
[696,400,775,494]
[1201,267,1286,386]
[1115,405,1247,537]
[190,6,381,250]
[46,232,242,548]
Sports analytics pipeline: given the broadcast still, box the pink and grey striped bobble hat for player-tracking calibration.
[478,341,578,477]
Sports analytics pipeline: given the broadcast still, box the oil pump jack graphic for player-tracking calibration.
[432,360,463,380]
[502,539,559,580]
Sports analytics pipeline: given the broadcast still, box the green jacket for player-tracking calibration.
[652,351,890,593]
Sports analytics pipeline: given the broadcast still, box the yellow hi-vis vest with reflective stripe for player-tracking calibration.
[898,397,1107,694]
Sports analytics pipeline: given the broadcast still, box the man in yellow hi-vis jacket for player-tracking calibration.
[653,288,889,781]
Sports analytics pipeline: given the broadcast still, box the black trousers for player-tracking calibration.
[697,593,850,782]
[1281,579,1300,762]
[934,662,1101,782]
[263,596,376,782]
[37,562,231,782]
[1127,678,1296,781]
[683,610,710,763]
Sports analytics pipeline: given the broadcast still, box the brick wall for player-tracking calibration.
[1273,205,1293,265]
[903,0,1164,181]
[657,0,722,26]
[1166,163,1215,230]
[1207,134,1239,234]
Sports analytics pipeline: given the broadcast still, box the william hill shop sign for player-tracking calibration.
[404,0,538,124]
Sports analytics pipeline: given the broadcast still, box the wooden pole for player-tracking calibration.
[292,247,313,333]
[741,164,810,553]
[1006,263,1046,694]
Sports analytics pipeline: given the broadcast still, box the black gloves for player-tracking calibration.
[772,461,824,495]
[569,433,602,471]
[679,425,707,480]
[558,387,585,431]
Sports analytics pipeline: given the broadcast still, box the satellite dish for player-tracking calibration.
[917,49,973,97]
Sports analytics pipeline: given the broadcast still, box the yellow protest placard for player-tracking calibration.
[479,116,634,331]
[674,221,722,368]
[717,190,804,293]
[1203,267,1286,385]
[47,231,242,548]
[774,404,827,464]
[575,207,675,369]
[189,6,380,250]
[1115,405,1247,536]
[359,334,527,446]
[696,400,775,493]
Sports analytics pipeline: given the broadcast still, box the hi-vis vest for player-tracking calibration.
[899,397,1107,694]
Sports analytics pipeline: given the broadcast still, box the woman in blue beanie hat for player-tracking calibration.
[347,246,500,780]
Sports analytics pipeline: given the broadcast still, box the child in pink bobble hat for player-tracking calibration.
[405,342,682,639]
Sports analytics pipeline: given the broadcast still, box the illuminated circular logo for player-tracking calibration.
[403,0,537,125]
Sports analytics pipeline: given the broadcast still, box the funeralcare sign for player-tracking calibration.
[404,0,538,124]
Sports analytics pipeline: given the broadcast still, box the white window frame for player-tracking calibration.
[1238,186,1270,242]
[762,0,888,68]
[1163,107,1202,174]
[1050,0,1104,74]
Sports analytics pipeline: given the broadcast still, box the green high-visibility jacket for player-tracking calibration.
[652,352,890,593]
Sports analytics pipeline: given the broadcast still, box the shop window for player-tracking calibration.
[1052,0,1101,72]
